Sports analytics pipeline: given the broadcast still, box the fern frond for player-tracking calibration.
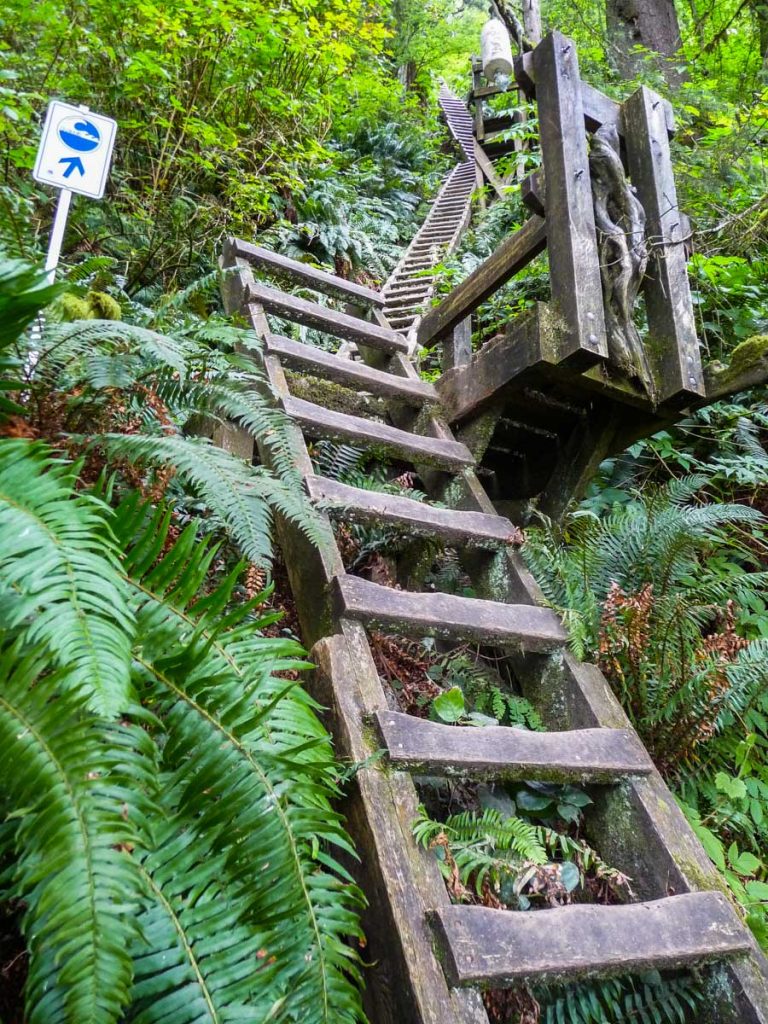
[0,256,61,347]
[38,320,193,380]
[114,499,365,1023]
[0,643,154,1024]
[129,813,281,1024]
[100,432,324,565]
[0,439,135,716]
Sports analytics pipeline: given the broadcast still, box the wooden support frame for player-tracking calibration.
[622,86,705,405]
[534,31,608,368]
[418,216,547,347]
[365,349,768,1021]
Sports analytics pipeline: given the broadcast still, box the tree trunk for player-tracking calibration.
[522,0,543,45]
[606,0,687,86]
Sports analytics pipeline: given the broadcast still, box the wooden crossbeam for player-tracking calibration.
[430,893,750,987]
[417,217,547,348]
[227,238,384,308]
[375,710,654,782]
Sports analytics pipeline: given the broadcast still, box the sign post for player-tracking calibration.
[33,100,117,282]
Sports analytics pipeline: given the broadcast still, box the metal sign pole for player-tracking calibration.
[44,187,73,284]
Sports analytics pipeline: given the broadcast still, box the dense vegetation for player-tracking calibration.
[1,0,768,1021]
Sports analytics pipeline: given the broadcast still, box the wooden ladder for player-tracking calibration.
[219,241,768,1024]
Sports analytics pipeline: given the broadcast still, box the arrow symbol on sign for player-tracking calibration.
[58,156,84,178]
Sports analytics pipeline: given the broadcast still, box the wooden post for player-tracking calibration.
[442,317,473,374]
[622,86,705,406]
[533,32,608,368]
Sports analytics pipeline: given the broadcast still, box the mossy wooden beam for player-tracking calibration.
[431,894,750,988]
[704,335,768,400]
[375,710,653,782]
[622,86,705,406]
[534,32,608,368]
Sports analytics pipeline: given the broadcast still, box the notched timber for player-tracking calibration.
[430,893,750,988]
[306,475,521,548]
[375,710,654,782]
[246,280,408,353]
[226,237,384,308]
[266,333,437,404]
[281,395,475,471]
[333,574,566,651]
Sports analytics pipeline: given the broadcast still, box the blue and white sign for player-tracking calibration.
[33,101,117,199]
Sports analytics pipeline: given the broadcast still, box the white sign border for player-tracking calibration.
[32,100,117,200]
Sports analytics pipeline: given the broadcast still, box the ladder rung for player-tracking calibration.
[333,574,566,651]
[305,476,518,547]
[430,893,751,988]
[247,281,408,353]
[375,710,654,782]
[266,334,436,404]
[282,396,474,471]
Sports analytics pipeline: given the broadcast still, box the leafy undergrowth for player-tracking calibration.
[0,259,364,1024]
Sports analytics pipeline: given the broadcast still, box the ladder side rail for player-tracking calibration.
[219,250,489,1024]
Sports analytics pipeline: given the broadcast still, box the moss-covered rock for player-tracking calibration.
[59,289,122,322]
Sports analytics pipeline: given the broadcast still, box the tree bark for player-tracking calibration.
[522,0,543,45]
[606,0,687,86]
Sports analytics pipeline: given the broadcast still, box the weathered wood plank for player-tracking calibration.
[534,31,607,367]
[417,218,547,348]
[305,476,520,548]
[436,305,556,423]
[622,86,705,405]
[521,169,545,215]
[430,893,750,988]
[514,53,675,137]
[333,574,566,651]
[267,334,436,404]
[442,317,473,373]
[375,710,653,782]
[246,281,409,353]
[281,396,474,471]
[227,238,384,308]
[473,140,506,199]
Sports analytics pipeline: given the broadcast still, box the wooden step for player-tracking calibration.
[247,281,408,353]
[281,396,474,470]
[266,334,437,404]
[229,239,384,308]
[333,575,566,651]
[305,476,519,548]
[430,893,750,988]
[375,711,654,783]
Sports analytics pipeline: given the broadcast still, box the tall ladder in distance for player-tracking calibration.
[381,85,478,349]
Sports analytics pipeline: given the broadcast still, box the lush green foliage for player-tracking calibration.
[0,259,364,1023]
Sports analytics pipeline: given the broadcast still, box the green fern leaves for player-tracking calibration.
[0,439,134,716]
[0,443,364,1023]
[0,646,152,1024]
[116,497,365,1024]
